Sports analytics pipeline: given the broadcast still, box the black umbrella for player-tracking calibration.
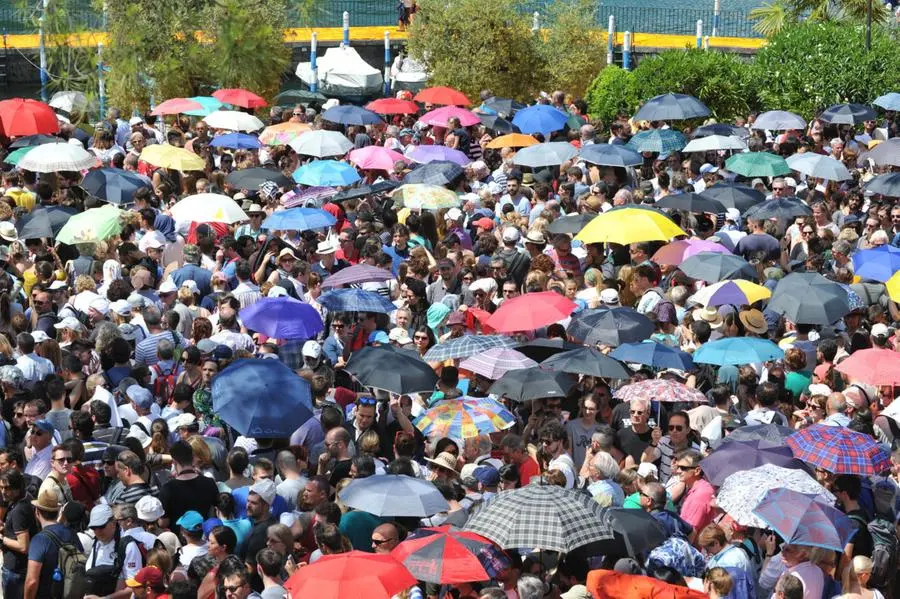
[479,115,519,134]
[864,173,900,198]
[655,192,725,214]
[403,161,464,186]
[700,182,764,213]
[578,508,668,558]
[819,103,877,125]
[275,89,327,104]
[632,93,710,121]
[9,134,63,149]
[331,180,399,202]
[226,167,294,190]
[514,338,581,362]
[541,347,630,379]
[679,252,758,282]
[743,197,812,220]
[721,423,794,446]
[489,366,576,402]
[767,272,851,325]
[578,144,643,167]
[482,97,526,117]
[546,213,597,235]
[567,308,654,347]
[345,345,438,395]
[692,123,748,138]
[15,206,78,239]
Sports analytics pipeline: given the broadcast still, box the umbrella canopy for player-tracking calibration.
[515,338,581,362]
[852,244,900,282]
[679,252,757,282]
[346,345,437,395]
[768,272,851,325]
[239,297,324,340]
[717,464,835,528]
[8,134,61,149]
[321,264,394,289]
[786,153,852,181]
[489,367,576,402]
[512,105,569,136]
[392,526,508,584]
[56,205,122,244]
[322,105,384,126]
[365,98,420,114]
[212,88,267,108]
[211,359,313,437]
[415,396,516,439]
[723,423,794,445]
[751,110,806,131]
[700,182,765,213]
[479,115,519,134]
[259,122,311,146]
[293,160,361,187]
[17,143,96,172]
[289,130,354,158]
[700,439,803,486]
[576,206,686,245]
[743,197,812,220]
[330,180,398,203]
[626,129,687,153]
[459,347,537,380]
[408,145,472,166]
[81,168,152,205]
[865,172,900,198]
[392,184,459,210]
[339,474,449,517]
[615,379,706,403]
[752,487,855,552]
[415,86,471,106]
[693,337,783,366]
[319,288,396,314]
[275,89,327,104]
[15,206,77,239]
[482,97,526,116]
[541,347,630,379]
[348,146,407,171]
[208,132,261,150]
[689,279,771,307]
[578,144,643,167]
[692,123,749,138]
[609,342,693,371]
[873,92,900,111]
[182,96,224,117]
[150,97,203,115]
[170,193,248,224]
[465,484,614,553]
[485,133,539,149]
[655,192,725,214]
[512,141,578,168]
[261,207,337,232]
[865,138,900,167]
[546,213,597,235]
[203,110,265,132]
[633,93,710,121]
[0,98,59,136]
[49,90,89,114]
[140,145,205,171]
[402,162,465,186]
[652,239,731,266]
[726,152,792,177]
[567,308,654,347]
[2,146,35,166]
[591,508,668,559]
[819,103,877,125]
[284,551,416,599]
[835,348,900,386]
[786,424,891,475]
[486,291,577,333]
[225,167,294,190]
[419,106,480,127]
[682,135,747,153]
[424,334,518,362]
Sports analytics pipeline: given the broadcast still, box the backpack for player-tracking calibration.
[62,302,91,328]
[866,516,899,592]
[151,362,178,404]
[84,532,148,596]
[43,528,88,599]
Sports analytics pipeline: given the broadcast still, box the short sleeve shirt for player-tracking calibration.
[679,478,716,533]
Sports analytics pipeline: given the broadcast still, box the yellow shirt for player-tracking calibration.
[22,268,66,297]
[5,188,36,212]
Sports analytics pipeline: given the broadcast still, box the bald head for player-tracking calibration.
[371,522,401,554]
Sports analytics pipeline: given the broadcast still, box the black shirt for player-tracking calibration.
[158,474,219,532]
[328,459,353,488]
[617,427,654,463]
[3,496,37,573]
[846,508,873,558]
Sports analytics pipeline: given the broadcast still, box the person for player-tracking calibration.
[158,441,218,532]
[566,394,602,470]
[500,434,540,487]
[123,566,168,599]
[673,449,715,542]
[25,490,83,599]
[256,548,287,599]
[642,410,697,486]
[698,523,754,576]
[243,479,277,577]
[1,470,36,599]
[37,444,74,507]
[617,398,654,468]
[371,522,403,554]
[113,449,154,505]
[703,567,733,599]
[175,511,208,567]
[538,420,576,489]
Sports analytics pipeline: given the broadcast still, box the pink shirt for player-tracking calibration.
[680,478,716,533]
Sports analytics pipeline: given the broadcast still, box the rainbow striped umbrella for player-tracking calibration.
[414,396,515,439]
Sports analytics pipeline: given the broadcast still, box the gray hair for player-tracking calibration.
[114,503,138,522]
[93,321,122,356]
[592,425,617,452]
[517,575,547,599]
[591,451,621,480]
[832,239,851,256]
[643,482,667,509]
[871,230,890,245]
[0,365,24,389]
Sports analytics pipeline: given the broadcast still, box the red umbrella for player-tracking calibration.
[151,98,204,116]
[366,98,420,115]
[414,86,471,107]
[284,551,416,599]
[212,88,267,109]
[392,525,508,584]
[835,347,900,386]
[486,291,577,333]
[0,98,59,136]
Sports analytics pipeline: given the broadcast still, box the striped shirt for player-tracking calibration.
[113,482,155,505]
[657,436,700,486]
[135,330,187,366]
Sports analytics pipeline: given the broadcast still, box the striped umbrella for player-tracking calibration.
[414,396,516,439]
[459,347,536,380]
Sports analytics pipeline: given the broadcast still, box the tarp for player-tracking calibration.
[296,46,383,97]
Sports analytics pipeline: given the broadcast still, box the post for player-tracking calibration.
[343,11,350,46]
[866,0,872,50]
[532,11,540,33]
[704,35,710,49]
[38,0,49,102]
[696,19,703,48]
[310,32,318,93]
[97,42,105,120]
[712,0,720,37]
[607,15,615,66]
[623,31,632,71]
[383,31,391,97]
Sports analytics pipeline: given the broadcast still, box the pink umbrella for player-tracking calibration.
[459,347,537,380]
[420,106,481,128]
[651,238,731,266]
[151,98,204,116]
[348,146,408,171]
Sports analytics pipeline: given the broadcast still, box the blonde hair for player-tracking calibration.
[177,287,194,306]
[74,274,96,293]
[0,334,14,358]
[187,435,213,469]
[359,429,381,456]
[703,567,733,598]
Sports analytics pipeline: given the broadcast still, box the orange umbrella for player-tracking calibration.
[486,133,539,149]
[587,570,708,599]
[414,86,471,106]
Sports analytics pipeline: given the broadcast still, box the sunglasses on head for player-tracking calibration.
[358,396,377,406]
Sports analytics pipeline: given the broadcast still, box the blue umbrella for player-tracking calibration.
[319,288,397,313]
[511,105,569,137]
[852,244,900,282]
[578,144,643,167]
[874,92,900,111]
[752,487,855,552]
[261,207,337,232]
[610,341,693,370]
[322,105,384,126]
[626,129,687,154]
[864,173,900,199]
[239,297,324,340]
[292,160,361,187]
[693,337,784,366]
[81,168,152,205]
[209,132,261,150]
[15,206,78,239]
[211,359,314,437]
[633,93,710,121]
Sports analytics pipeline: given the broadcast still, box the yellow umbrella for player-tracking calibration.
[575,206,686,245]
[886,270,900,302]
[486,133,539,149]
[690,279,772,307]
[140,145,206,171]
[392,184,459,210]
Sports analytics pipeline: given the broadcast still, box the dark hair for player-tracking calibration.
[352,455,376,478]
[832,474,862,499]
[210,525,237,554]
[227,448,249,475]
[314,501,343,526]
[217,492,237,519]
[256,548,284,577]
[756,381,779,408]
[170,440,193,467]
[69,410,94,439]
[387,457,416,477]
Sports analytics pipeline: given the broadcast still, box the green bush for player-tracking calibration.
[584,66,638,125]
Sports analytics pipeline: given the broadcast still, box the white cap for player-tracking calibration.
[129,116,144,126]
[88,504,114,528]
[31,330,51,343]
[725,208,741,222]
[501,227,520,243]
[302,340,322,359]
[267,286,288,298]
[48,280,68,291]
[138,236,164,251]
[54,316,85,332]
[89,297,110,315]
[784,177,797,189]
[699,163,719,175]
[158,280,177,294]
[636,462,658,479]
[445,207,463,221]
[181,280,200,295]
[389,327,412,345]
[872,323,890,338]
[170,413,197,430]
[110,299,132,316]
[135,496,165,522]
[807,383,832,396]
[599,288,620,306]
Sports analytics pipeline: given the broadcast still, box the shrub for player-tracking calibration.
[585,66,638,126]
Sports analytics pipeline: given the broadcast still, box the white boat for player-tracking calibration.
[296,45,383,98]
[391,54,428,92]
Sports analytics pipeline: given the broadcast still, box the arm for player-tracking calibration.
[24,560,42,599]
[254,251,274,285]
[389,396,415,436]
[2,528,31,554]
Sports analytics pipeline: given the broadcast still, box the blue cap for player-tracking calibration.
[32,419,55,434]
[126,385,154,410]
[368,331,390,344]
[213,345,233,361]
[202,517,223,537]
[176,510,204,533]
[473,466,500,487]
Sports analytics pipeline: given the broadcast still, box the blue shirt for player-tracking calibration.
[231,485,290,520]
[171,264,213,298]
[28,524,83,597]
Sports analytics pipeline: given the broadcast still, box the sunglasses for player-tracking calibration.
[53,457,73,464]
[358,397,378,406]
[668,424,685,432]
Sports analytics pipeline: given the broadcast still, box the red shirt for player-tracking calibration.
[67,465,102,509]
[518,456,541,487]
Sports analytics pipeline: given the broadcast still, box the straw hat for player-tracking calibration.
[31,489,60,513]
[739,309,768,335]
[424,452,460,476]
[696,306,723,328]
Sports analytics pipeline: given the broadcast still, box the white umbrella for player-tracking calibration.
[170,193,249,224]
[512,141,578,168]
[49,91,89,114]
[751,110,806,131]
[786,153,852,181]
[289,130,354,158]
[682,135,748,153]
[202,110,264,132]
[17,142,98,173]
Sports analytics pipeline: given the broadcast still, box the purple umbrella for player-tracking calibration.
[652,239,731,266]
[281,186,337,208]
[239,297,324,340]
[752,487,855,552]
[700,439,806,486]
[407,145,472,166]
[320,264,395,289]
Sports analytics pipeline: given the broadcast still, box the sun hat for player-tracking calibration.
[316,240,337,255]
[739,309,768,335]
[696,306,724,328]
[424,451,460,475]
[30,489,60,513]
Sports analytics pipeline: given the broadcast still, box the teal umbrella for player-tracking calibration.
[626,129,687,153]
[2,146,34,166]
[726,152,791,177]
[183,96,224,117]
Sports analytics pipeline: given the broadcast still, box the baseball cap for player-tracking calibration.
[30,330,50,343]
[599,288,620,306]
[135,496,165,522]
[88,504,114,528]
[128,116,144,127]
[389,327,412,345]
[212,345,233,361]
[126,384,154,410]
[472,465,500,487]
[32,420,54,434]
[250,479,277,506]
[126,567,165,590]
[169,413,197,431]
[176,510,204,533]
[158,280,177,294]
[699,163,719,175]
[196,339,217,355]
[181,280,200,295]
[48,280,68,291]
[473,217,494,230]
[872,323,890,338]
[53,315,83,333]
[445,207,462,221]
[202,517,224,538]
[110,299,132,316]
[502,227,520,243]
[302,340,322,359]
[368,330,390,344]
[90,297,110,316]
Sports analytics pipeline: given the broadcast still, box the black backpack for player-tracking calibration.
[84,531,148,596]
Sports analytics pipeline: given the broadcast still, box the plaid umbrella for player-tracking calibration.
[567,308,654,347]
[700,439,805,486]
[318,288,397,314]
[626,129,687,154]
[392,526,509,584]
[464,484,615,553]
[488,367,576,402]
[722,423,794,445]
[321,264,394,289]
[414,396,516,439]
[403,162,465,186]
[752,487,855,552]
[615,379,706,404]
[458,347,537,380]
[423,335,517,362]
[786,424,892,475]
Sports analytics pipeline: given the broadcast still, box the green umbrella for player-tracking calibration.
[566,113,587,130]
[2,146,34,166]
[56,204,122,244]
[726,152,792,178]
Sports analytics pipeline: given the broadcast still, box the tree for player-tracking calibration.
[536,0,606,98]
[584,66,637,126]
[750,0,890,36]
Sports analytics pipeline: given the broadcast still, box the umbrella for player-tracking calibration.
[626,129,687,154]
[485,133,539,149]
[415,87,471,106]
[15,206,78,239]
[284,551,417,599]
[203,110,265,132]
[873,92,900,111]
[512,105,569,137]
[578,144,643,167]
[212,88,267,109]
[609,342,693,371]
[692,123,749,138]
[81,168,152,205]
[852,245,900,282]
[419,106,480,128]
[786,153,852,181]
[655,192,725,214]
[546,213,597,235]
[819,103,877,125]
[407,145,471,166]
[318,288,397,314]
[150,97,203,116]
[261,207,337,232]
[275,89,327,104]
[723,423,794,445]
[348,146,407,171]
[482,97,526,116]
[752,488,855,552]
[259,122,311,146]
[459,347,537,380]
[486,291,577,333]
[8,134,62,149]
[392,526,508,584]
[56,205,122,244]
[282,186,339,208]
[751,110,806,131]
[212,359,313,437]
[835,348,900,386]
[479,115,519,134]
[725,152,792,177]
[322,105,384,126]
[716,464,835,528]
[514,338,581,362]
[424,335,517,362]
[512,142,578,168]
[331,180,399,203]
[392,184,459,210]
[17,143,97,172]
[49,90,89,114]
[225,167,294,190]
[865,138,900,167]
[489,367,576,402]
[365,98,420,115]
[239,297,324,340]
[2,146,36,166]
[402,162,465,186]
[865,173,900,198]
[614,379,706,404]
[700,439,803,486]
[346,345,437,394]
[321,264,394,289]
[339,474,449,517]
[567,308,654,347]
[786,424,891,475]
[700,182,765,213]
[679,252,757,282]
[693,337,783,366]
[208,132,262,150]
[465,484,614,553]
[0,98,59,136]
[632,93,710,121]
[541,347,630,379]
[689,279,771,307]
[682,135,747,153]
[289,130,354,158]
[182,96,224,117]
[292,160,361,187]
[575,206,686,245]
[139,145,205,171]
[652,239,731,266]
[768,273,851,325]
[590,508,669,558]
[170,193,248,224]
[414,396,516,439]
[743,197,812,220]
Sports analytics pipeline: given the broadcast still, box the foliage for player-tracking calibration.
[752,20,900,117]
[584,66,637,126]
[536,0,606,98]
[751,0,890,36]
